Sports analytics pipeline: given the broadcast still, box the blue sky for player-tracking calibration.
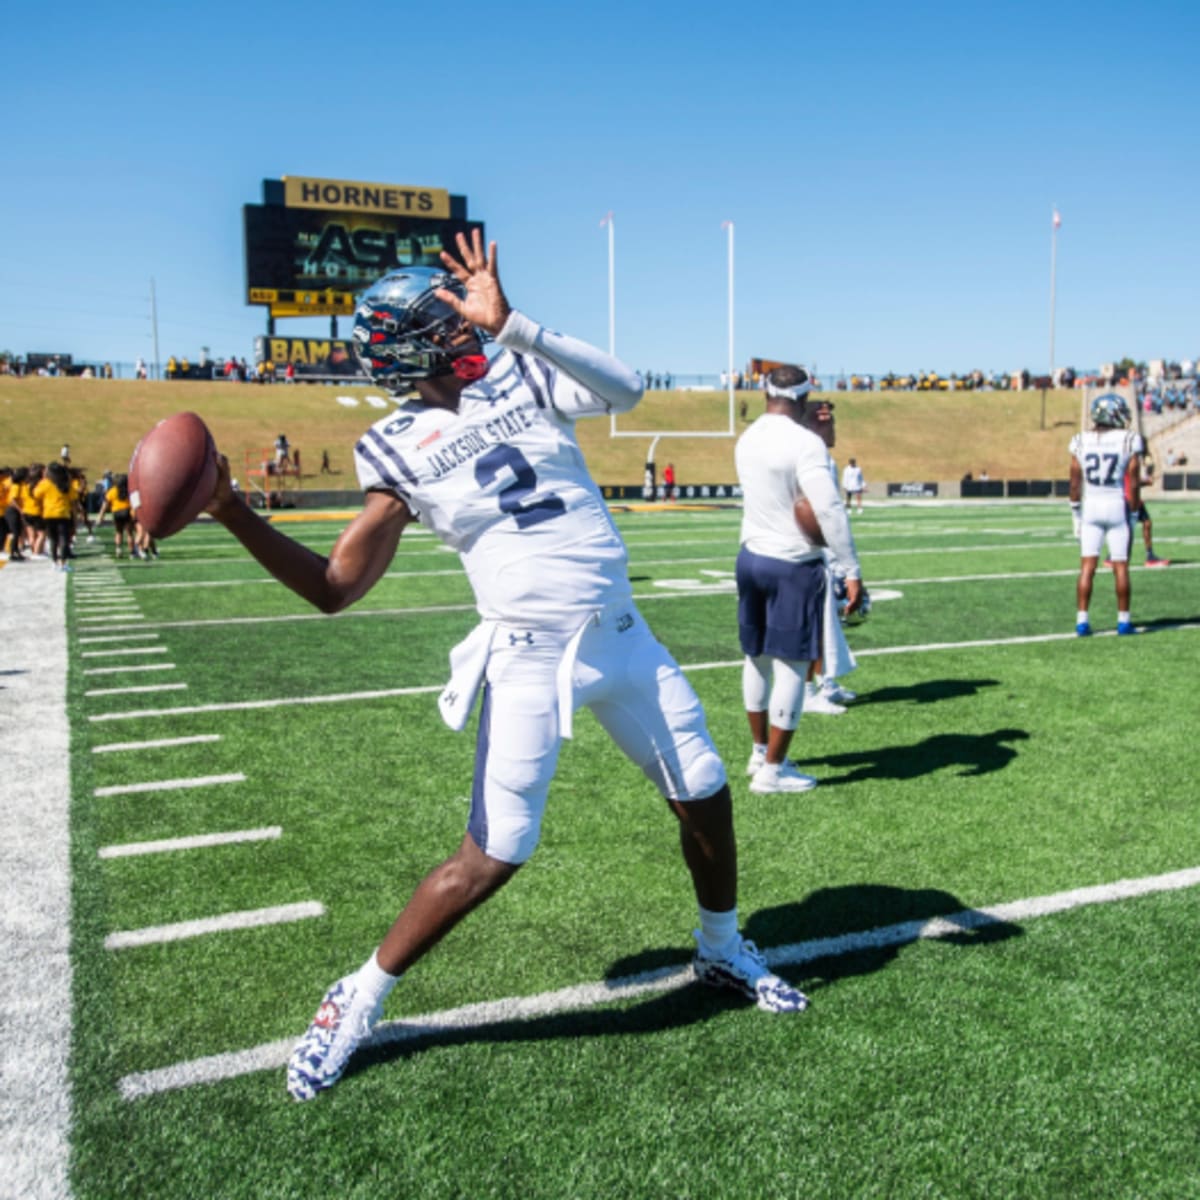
[3,0,1197,378]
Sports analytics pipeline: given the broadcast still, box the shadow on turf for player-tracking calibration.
[799,726,1030,785]
[342,886,1021,1084]
[852,677,1000,707]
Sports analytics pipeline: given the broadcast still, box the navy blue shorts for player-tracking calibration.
[736,548,825,661]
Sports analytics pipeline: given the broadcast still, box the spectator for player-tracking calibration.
[841,457,866,513]
[663,461,676,501]
[274,434,291,469]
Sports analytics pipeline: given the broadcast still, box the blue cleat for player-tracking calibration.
[1116,621,1136,636]
[693,934,809,1013]
[1075,622,1092,637]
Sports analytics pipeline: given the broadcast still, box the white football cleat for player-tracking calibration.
[749,761,818,794]
[804,687,846,715]
[821,680,857,704]
[286,977,382,1102]
[693,934,809,1013]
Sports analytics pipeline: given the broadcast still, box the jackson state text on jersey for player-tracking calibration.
[353,350,633,628]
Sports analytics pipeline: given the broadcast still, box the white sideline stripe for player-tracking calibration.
[85,620,1200,724]
[93,734,222,754]
[99,826,282,859]
[104,900,324,951]
[0,554,71,1194]
[116,864,1200,1100]
[81,645,168,656]
[85,682,188,698]
[80,613,143,622]
[94,772,246,797]
[83,663,176,675]
[79,632,161,644]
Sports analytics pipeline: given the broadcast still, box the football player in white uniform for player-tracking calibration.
[734,365,865,794]
[1068,392,1142,636]
[205,231,809,1102]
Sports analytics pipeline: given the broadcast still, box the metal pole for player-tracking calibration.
[149,277,161,381]
[601,211,615,357]
[723,220,735,431]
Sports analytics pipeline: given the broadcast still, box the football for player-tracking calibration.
[128,411,218,538]
[794,495,826,545]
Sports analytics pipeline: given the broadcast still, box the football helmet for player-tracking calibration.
[1090,392,1131,429]
[352,267,487,388]
[834,576,871,625]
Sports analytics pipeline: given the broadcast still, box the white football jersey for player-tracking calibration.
[355,348,632,628]
[1069,427,1143,502]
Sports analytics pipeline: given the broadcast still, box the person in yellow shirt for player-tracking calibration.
[69,467,94,544]
[1,467,24,561]
[97,473,134,559]
[33,461,74,570]
[21,464,46,558]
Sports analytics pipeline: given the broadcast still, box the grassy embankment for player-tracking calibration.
[0,376,1084,490]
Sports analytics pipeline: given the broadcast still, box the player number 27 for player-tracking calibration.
[474,445,566,528]
[1083,451,1120,487]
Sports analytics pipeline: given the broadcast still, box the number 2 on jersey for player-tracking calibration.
[475,445,566,528]
[1084,451,1120,487]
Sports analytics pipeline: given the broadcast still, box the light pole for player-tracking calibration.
[722,220,735,424]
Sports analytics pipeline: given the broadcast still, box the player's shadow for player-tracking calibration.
[798,727,1030,786]
[343,883,1020,1085]
[853,677,1000,707]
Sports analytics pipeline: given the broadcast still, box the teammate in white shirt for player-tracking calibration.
[1068,392,1143,636]
[205,231,809,1102]
[841,458,865,513]
[734,365,865,794]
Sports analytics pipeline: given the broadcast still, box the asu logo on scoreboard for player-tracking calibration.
[244,177,483,318]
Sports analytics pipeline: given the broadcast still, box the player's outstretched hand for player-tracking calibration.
[205,453,237,522]
[436,229,512,336]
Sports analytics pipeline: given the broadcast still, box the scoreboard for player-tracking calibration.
[244,176,483,319]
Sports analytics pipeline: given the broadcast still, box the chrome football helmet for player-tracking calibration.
[1090,392,1131,429]
[352,267,486,388]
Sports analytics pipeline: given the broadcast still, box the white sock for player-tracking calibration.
[353,951,401,1005]
[697,906,740,958]
[751,742,767,758]
[1118,611,1131,624]
[1077,611,1089,625]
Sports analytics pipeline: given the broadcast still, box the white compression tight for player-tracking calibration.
[742,655,810,731]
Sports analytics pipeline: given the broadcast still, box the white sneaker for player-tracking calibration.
[693,934,809,1012]
[745,746,766,776]
[804,687,846,716]
[822,680,857,704]
[286,977,382,1101]
[749,761,818,794]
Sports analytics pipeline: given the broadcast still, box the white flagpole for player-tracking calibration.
[1049,207,1060,387]
[600,211,615,357]
[722,220,735,430]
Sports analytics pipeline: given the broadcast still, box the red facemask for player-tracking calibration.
[452,355,489,382]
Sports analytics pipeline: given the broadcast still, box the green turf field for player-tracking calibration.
[65,501,1200,1198]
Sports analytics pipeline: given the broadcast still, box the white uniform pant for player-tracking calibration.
[1080,494,1131,561]
[467,604,726,864]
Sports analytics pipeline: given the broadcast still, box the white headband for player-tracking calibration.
[765,378,812,401]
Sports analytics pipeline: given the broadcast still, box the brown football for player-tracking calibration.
[794,495,826,545]
[128,412,218,538]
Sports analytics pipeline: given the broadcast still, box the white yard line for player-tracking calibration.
[116,863,1200,1101]
[78,633,161,644]
[83,664,176,675]
[93,734,222,754]
[0,565,71,1198]
[93,773,245,798]
[80,645,168,657]
[104,901,324,951]
[85,682,187,698]
[99,827,282,859]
